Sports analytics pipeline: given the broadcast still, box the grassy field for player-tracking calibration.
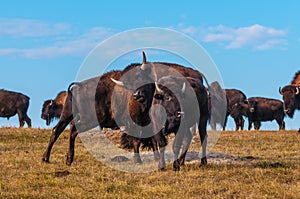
[0,127,299,198]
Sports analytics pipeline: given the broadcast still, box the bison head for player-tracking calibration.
[237,99,257,116]
[279,85,300,118]
[151,82,184,135]
[41,100,56,125]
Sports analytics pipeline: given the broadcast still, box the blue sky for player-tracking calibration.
[1,1,300,129]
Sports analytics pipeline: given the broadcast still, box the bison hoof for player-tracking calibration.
[158,161,166,170]
[154,152,160,161]
[200,157,208,166]
[66,155,73,166]
[42,157,49,163]
[173,160,180,171]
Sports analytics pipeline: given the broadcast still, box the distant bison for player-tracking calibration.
[209,81,246,131]
[279,70,300,132]
[41,91,67,125]
[0,89,31,127]
[238,97,285,130]
[225,89,247,130]
[208,81,228,130]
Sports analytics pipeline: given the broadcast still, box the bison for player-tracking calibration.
[279,71,300,132]
[208,81,228,130]
[0,89,31,127]
[225,89,247,130]
[41,91,67,125]
[150,75,209,171]
[238,97,285,130]
[209,82,246,131]
[113,53,209,170]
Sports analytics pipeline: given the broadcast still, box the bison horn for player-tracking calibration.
[181,82,186,94]
[111,78,124,87]
[155,82,162,93]
[141,51,147,70]
[49,100,53,106]
[279,87,283,95]
[296,87,299,95]
[142,51,146,64]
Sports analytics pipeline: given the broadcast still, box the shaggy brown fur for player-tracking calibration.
[291,71,300,85]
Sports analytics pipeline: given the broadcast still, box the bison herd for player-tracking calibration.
[1,52,300,170]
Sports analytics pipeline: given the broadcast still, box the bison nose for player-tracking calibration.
[133,91,141,100]
[250,108,255,113]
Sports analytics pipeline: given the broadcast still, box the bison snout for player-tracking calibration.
[249,108,255,113]
[133,90,143,101]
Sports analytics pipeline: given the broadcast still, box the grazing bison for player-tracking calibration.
[150,76,209,171]
[279,71,300,132]
[209,82,246,131]
[41,91,67,125]
[0,89,31,127]
[238,97,285,130]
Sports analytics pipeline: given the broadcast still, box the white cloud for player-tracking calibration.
[0,26,113,58]
[178,24,287,50]
[0,18,71,37]
[205,24,287,50]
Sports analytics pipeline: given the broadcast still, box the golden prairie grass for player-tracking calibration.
[0,127,299,198]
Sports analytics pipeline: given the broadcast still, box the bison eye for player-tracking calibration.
[165,96,172,101]
[154,94,163,100]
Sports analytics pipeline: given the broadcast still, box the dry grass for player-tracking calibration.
[0,127,299,198]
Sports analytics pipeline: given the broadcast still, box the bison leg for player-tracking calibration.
[222,115,228,131]
[179,130,193,166]
[172,129,185,171]
[248,119,252,130]
[276,118,285,130]
[254,121,260,130]
[150,136,160,161]
[17,110,25,128]
[199,120,208,166]
[66,122,78,166]
[24,114,32,128]
[132,137,142,164]
[17,110,31,128]
[153,132,167,170]
[240,117,245,131]
[42,117,72,163]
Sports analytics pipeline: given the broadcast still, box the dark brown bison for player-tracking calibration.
[279,71,300,132]
[0,89,31,127]
[209,82,246,131]
[225,89,247,130]
[41,91,67,125]
[150,76,209,171]
[42,53,159,166]
[113,53,208,170]
[238,97,285,130]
